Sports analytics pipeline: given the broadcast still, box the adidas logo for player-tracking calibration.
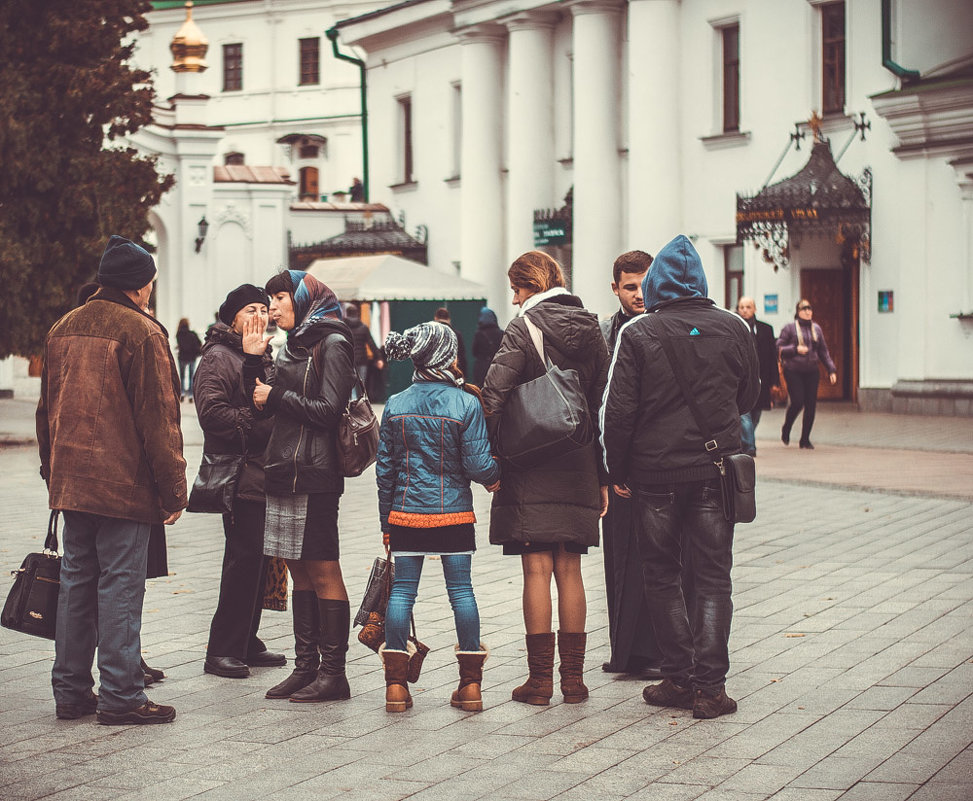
[689,327,700,336]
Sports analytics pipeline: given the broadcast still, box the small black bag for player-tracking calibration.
[354,552,394,627]
[497,315,593,469]
[1,511,61,640]
[187,428,247,514]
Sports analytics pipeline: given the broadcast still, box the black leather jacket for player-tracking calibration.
[245,318,355,495]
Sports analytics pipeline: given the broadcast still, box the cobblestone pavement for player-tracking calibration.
[0,403,971,801]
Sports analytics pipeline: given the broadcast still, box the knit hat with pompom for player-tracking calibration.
[384,321,457,370]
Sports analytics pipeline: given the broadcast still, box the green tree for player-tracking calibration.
[0,0,174,358]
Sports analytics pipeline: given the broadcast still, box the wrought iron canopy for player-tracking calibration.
[736,140,871,270]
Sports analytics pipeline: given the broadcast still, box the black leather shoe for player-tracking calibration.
[781,426,790,446]
[56,691,98,720]
[204,655,250,678]
[799,441,814,450]
[141,657,165,683]
[245,649,287,667]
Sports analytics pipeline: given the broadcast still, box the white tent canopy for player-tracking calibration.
[305,255,487,302]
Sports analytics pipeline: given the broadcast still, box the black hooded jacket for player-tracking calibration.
[601,235,759,486]
[244,317,356,495]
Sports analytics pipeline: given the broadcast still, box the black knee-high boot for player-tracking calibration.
[265,590,319,699]
[289,599,351,703]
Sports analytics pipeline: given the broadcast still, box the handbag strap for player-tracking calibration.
[44,510,59,553]
[522,315,550,368]
[655,333,723,460]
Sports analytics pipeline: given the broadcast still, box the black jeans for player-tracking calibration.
[634,479,734,692]
[207,498,269,659]
[783,368,820,444]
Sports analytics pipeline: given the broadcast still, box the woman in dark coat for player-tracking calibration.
[175,318,202,401]
[194,285,284,679]
[243,270,356,703]
[777,298,837,449]
[481,251,610,706]
[472,306,503,387]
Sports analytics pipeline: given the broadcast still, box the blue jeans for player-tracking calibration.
[53,512,151,713]
[386,554,479,651]
[635,479,734,693]
[740,413,756,455]
[179,359,196,397]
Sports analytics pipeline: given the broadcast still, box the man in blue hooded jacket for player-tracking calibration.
[600,235,758,719]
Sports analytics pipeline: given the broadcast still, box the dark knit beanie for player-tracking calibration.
[219,284,269,325]
[97,235,157,290]
[384,321,457,370]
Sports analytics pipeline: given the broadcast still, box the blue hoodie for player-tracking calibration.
[642,235,709,311]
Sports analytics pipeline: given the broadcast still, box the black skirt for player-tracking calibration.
[502,541,588,556]
[389,523,475,554]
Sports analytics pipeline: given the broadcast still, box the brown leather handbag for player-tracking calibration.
[770,356,788,406]
[337,376,379,477]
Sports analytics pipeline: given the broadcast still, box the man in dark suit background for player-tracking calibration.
[736,296,779,456]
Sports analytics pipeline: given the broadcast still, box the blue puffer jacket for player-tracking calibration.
[376,381,500,532]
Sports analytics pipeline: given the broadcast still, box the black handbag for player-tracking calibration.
[657,334,757,524]
[1,511,61,640]
[497,315,593,469]
[337,376,380,477]
[187,428,247,514]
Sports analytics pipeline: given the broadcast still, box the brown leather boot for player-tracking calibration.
[381,646,413,713]
[511,632,555,705]
[450,645,488,712]
[557,631,589,703]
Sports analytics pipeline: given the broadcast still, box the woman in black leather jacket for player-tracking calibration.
[242,270,356,704]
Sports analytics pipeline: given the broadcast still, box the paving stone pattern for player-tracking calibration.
[0,409,970,800]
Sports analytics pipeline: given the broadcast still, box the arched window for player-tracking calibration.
[224,152,245,165]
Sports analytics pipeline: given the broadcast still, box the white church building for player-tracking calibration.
[329,0,973,415]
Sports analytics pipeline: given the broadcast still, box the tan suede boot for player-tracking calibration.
[381,645,413,713]
[511,632,555,705]
[557,630,589,703]
[450,645,488,712]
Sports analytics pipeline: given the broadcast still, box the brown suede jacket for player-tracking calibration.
[36,287,187,523]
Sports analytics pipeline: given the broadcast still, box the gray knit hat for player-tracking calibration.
[384,321,457,370]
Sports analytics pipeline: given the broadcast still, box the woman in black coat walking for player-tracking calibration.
[482,251,610,706]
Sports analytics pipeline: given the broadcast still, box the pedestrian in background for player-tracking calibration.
[195,284,286,680]
[176,317,202,402]
[472,306,503,387]
[243,270,356,703]
[735,296,779,456]
[483,251,610,706]
[433,307,468,376]
[37,235,186,725]
[599,249,663,679]
[602,234,758,719]
[344,304,385,394]
[777,299,837,450]
[377,322,500,713]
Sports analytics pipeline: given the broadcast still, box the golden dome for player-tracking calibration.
[170,2,209,74]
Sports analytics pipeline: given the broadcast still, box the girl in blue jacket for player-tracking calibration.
[376,321,500,713]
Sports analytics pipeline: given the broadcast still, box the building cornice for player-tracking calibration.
[870,77,973,161]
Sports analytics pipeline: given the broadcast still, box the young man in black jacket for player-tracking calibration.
[601,235,758,719]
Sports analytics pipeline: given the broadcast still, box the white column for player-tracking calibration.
[505,13,557,268]
[956,170,973,312]
[571,0,623,317]
[458,26,506,314]
[627,0,681,255]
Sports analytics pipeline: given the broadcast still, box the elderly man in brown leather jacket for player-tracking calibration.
[36,235,187,726]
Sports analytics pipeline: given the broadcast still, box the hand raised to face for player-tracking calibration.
[242,314,271,356]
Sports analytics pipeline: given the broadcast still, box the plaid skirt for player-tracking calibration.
[264,492,340,561]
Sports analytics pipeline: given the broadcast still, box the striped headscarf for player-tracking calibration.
[285,270,342,335]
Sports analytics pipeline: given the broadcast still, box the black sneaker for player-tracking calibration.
[642,679,694,710]
[693,687,738,719]
[141,657,165,683]
[97,700,176,726]
[56,692,98,720]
